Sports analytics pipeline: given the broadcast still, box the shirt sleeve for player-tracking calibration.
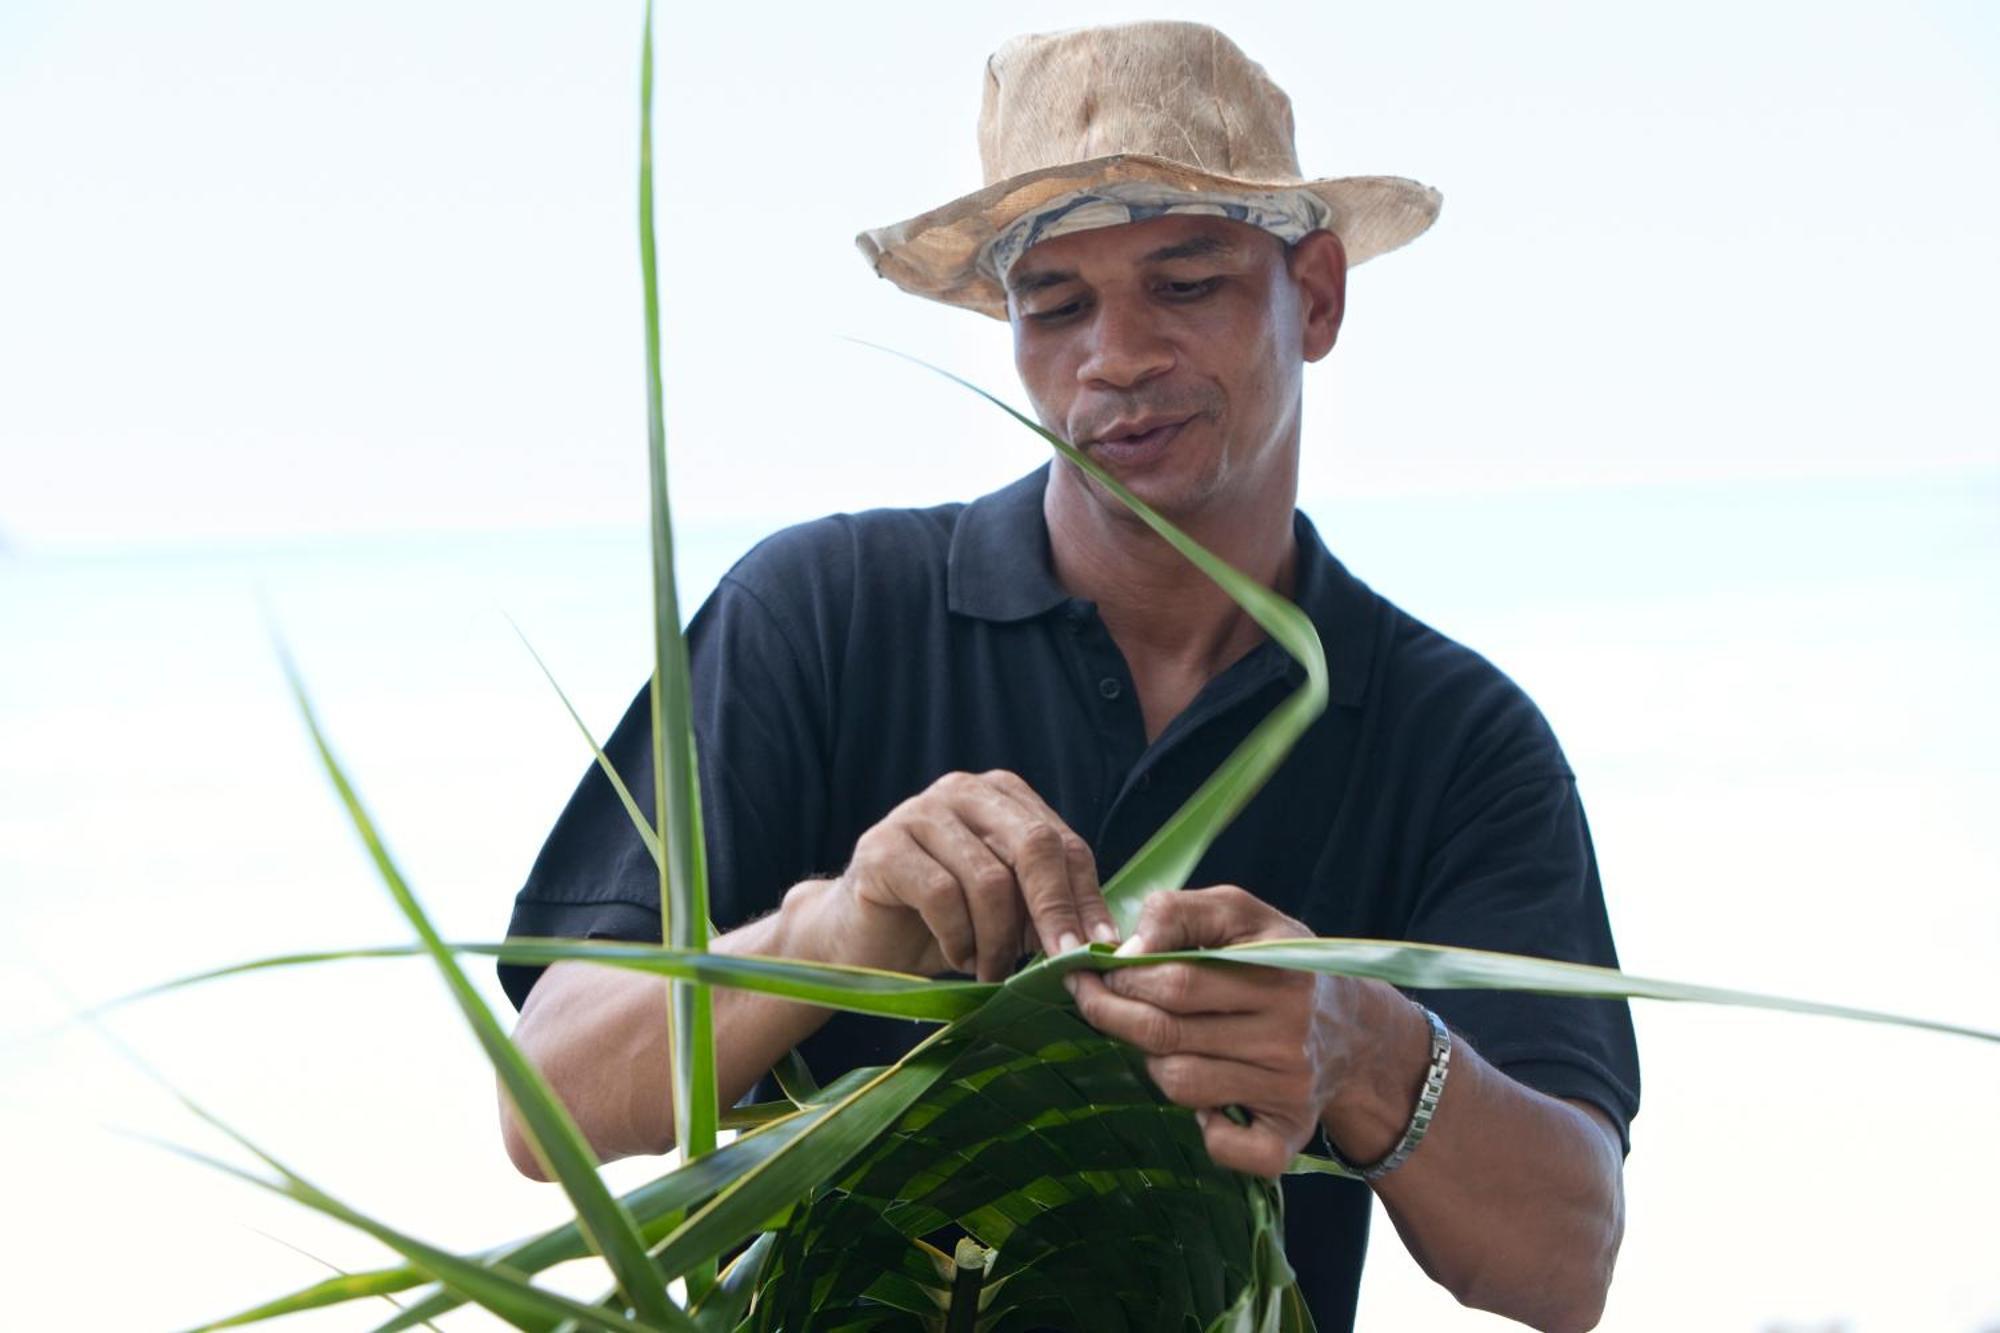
[1401,737,1643,1152]
[498,572,833,1011]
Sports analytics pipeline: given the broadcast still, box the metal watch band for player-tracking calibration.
[1325,1003,1452,1183]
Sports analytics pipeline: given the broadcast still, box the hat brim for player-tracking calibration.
[856,153,1442,320]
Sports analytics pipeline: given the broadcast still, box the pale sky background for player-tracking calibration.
[2,0,1995,549]
[2,2,1998,1331]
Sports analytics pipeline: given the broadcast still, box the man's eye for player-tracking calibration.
[1161,277,1221,300]
[1026,300,1084,323]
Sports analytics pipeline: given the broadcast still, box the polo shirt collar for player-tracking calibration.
[1288,507,1379,709]
[947,464,1072,623]
[949,464,1378,707]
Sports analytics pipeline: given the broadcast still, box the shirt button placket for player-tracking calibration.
[1062,603,1144,839]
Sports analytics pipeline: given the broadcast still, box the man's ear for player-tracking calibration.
[1290,230,1347,363]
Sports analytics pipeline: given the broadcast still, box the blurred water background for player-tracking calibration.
[3,469,1995,1330]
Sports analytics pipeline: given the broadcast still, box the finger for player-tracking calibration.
[1101,959,1287,1015]
[970,864,1028,983]
[873,831,977,975]
[1062,833,1117,947]
[1194,1108,1295,1180]
[1018,918,1041,960]
[1126,885,1302,955]
[1069,969,1180,1053]
[1072,976,1300,1066]
[1144,1053,1310,1122]
[958,772,1088,955]
[985,771,1116,947]
[963,853,1027,983]
[904,810,1024,982]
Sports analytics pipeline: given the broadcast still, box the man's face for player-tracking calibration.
[1005,214,1344,522]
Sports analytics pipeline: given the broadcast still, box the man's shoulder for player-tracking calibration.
[1369,595,1572,785]
[711,495,968,624]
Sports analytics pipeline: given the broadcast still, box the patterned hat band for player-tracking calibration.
[975,181,1336,287]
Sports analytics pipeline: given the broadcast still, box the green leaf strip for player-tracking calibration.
[968,936,1998,1044]
[113,927,2000,1048]
[278,652,683,1327]
[514,619,822,1110]
[512,618,663,868]
[109,938,995,1024]
[143,1072,689,1333]
[636,0,718,1190]
[183,1265,426,1331]
[374,1107,832,1333]
[647,1031,963,1281]
[1084,938,2000,1044]
[690,1231,777,1331]
[853,343,1330,934]
[162,1139,678,1333]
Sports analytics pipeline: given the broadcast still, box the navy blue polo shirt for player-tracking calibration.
[502,463,1640,1330]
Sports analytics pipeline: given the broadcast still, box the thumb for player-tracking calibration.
[1125,886,1264,954]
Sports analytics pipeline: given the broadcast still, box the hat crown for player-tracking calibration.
[978,21,1304,187]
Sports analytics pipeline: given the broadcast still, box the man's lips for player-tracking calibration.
[1084,414,1195,465]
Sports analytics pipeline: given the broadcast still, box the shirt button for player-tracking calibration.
[1098,677,1122,700]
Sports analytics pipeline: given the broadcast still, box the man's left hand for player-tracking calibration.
[1066,885,1406,1179]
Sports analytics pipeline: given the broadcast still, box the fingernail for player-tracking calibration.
[1090,921,1119,944]
[1059,931,1082,954]
[1062,973,1079,999]
[1113,934,1147,957]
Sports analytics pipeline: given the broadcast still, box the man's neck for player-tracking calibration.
[1044,464,1298,725]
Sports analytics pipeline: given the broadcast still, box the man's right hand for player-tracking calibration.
[825,769,1116,982]
[505,769,1111,1175]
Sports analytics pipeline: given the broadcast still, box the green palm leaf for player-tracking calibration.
[185,1270,422,1332]
[859,347,1331,936]
[637,2,719,1223]
[279,651,682,1328]
[109,939,993,1024]
[190,1074,857,1331]
[1148,938,2000,1044]
[143,1075,689,1333]
[512,618,820,1105]
[513,619,663,868]
[168,1142,675,1333]
[375,1083,866,1332]
[112,933,2000,1046]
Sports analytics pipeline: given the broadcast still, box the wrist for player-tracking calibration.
[1321,981,1434,1163]
[775,876,918,973]
[772,878,843,965]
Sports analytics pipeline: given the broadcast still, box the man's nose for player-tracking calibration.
[1076,297,1173,390]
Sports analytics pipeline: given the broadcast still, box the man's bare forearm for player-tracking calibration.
[500,769,1117,1179]
[500,878,852,1179]
[1327,987,1626,1332]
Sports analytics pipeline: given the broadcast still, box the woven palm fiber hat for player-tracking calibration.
[856,20,1442,320]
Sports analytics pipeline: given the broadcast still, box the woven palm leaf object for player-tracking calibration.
[743,963,1310,1333]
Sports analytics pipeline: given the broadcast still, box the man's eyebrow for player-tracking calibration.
[1139,233,1236,264]
[1007,267,1078,295]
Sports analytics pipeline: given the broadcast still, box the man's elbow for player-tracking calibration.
[500,1096,553,1182]
[1447,1195,1621,1332]
[1449,1258,1611,1333]
[1474,1278,1608,1333]
[496,985,674,1180]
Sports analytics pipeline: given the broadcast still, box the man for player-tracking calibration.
[499,21,1638,1332]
